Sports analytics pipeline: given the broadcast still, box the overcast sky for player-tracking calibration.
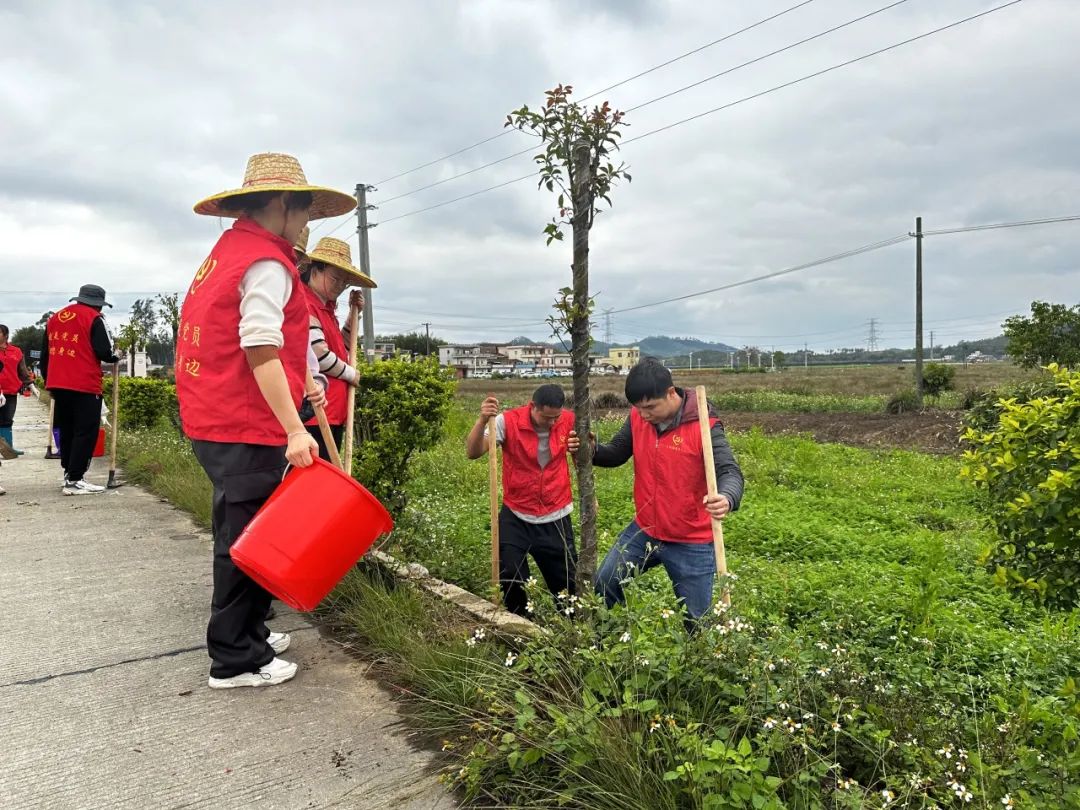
[3,0,1078,352]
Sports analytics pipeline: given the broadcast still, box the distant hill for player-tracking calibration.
[635,335,738,358]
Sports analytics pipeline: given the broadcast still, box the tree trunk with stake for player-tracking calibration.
[570,140,598,591]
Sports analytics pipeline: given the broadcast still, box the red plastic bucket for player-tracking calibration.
[230,458,394,611]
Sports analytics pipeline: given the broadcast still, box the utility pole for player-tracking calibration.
[804,342,809,369]
[929,330,935,361]
[913,216,924,405]
[356,183,377,365]
[867,318,879,352]
[422,322,432,357]
[603,309,614,346]
[688,350,694,370]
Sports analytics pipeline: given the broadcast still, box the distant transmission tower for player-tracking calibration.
[866,318,879,352]
[603,309,614,346]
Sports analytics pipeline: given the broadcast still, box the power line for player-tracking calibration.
[371,0,820,187]
[921,214,1080,236]
[624,0,910,115]
[376,1,1023,225]
[378,172,536,225]
[607,234,911,315]
[620,0,1023,147]
[378,0,906,207]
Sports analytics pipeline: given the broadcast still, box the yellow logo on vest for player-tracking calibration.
[189,256,218,295]
[58,310,76,323]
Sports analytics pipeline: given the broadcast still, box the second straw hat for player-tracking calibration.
[308,237,376,288]
[193,153,356,220]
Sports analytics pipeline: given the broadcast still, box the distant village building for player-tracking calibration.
[436,342,617,377]
[373,342,397,361]
[438,344,504,378]
[502,344,555,369]
[607,346,640,370]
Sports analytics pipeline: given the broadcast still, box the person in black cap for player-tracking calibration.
[40,284,119,495]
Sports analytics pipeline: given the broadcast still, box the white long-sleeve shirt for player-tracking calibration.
[237,260,326,391]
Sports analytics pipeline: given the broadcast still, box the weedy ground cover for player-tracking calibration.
[118,402,1080,807]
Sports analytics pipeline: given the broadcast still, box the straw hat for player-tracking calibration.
[193,153,356,220]
[308,237,376,288]
[294,225,310,257]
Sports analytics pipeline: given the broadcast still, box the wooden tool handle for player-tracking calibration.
[696,385,730,606]
[488,415,500,604]
[109,363,120,469]
[314,403,343,470]
[343,302,360,476]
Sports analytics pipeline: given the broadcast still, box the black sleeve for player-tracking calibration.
[711,421,744,512]
[592,416,634,467]
[39,329,49,381]
[90,318,119,363]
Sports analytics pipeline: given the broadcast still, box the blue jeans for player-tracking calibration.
[595,520,716,624]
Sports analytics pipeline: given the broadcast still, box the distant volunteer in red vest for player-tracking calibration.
[178,152,356,689]
[39,285,119,495]
[0,323,34,456]
[591,359,744,628]
[300,236,375,461]
[465,384,580,615]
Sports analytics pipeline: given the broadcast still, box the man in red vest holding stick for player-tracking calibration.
[466,384,581,616]
[591,359,744,628]
[40,285,119,495]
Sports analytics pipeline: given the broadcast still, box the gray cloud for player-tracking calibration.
[3,0,1078,352]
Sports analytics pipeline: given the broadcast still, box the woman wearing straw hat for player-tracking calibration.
[177,152,355,689]
[301,236,375,461]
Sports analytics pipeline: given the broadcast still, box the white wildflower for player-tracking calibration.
[619,631,631,643]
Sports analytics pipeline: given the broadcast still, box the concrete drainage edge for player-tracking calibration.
[366,550,540,638]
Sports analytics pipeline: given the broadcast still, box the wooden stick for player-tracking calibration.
[342,302,360,476]
[488,415,500,604]
[107,363,122,487]
[315,402,343,470]
[306,369,342,470]
[696,385,730,607]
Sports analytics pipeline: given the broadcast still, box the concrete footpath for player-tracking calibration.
[0,400,456,810]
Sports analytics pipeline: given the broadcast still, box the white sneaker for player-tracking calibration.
[268,632,290,655]
[207,657,298,689]
[62,479,106,496]
[0,482,6,496]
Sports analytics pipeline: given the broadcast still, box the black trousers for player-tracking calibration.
[306,423,345,464]
[0,392,17,428]
[498,505,577,616]
[51,389,101,482]
[192,440,286,679]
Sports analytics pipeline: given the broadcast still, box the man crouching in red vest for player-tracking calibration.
[591,359,744,629]
[465,384,581,616]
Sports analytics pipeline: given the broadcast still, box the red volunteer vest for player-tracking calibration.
[630,389,717,543]
[0,343,25,395]
[176,219,308,445]
[501,405,574,517]
[45,304,104,395]
[302,285,349,427]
